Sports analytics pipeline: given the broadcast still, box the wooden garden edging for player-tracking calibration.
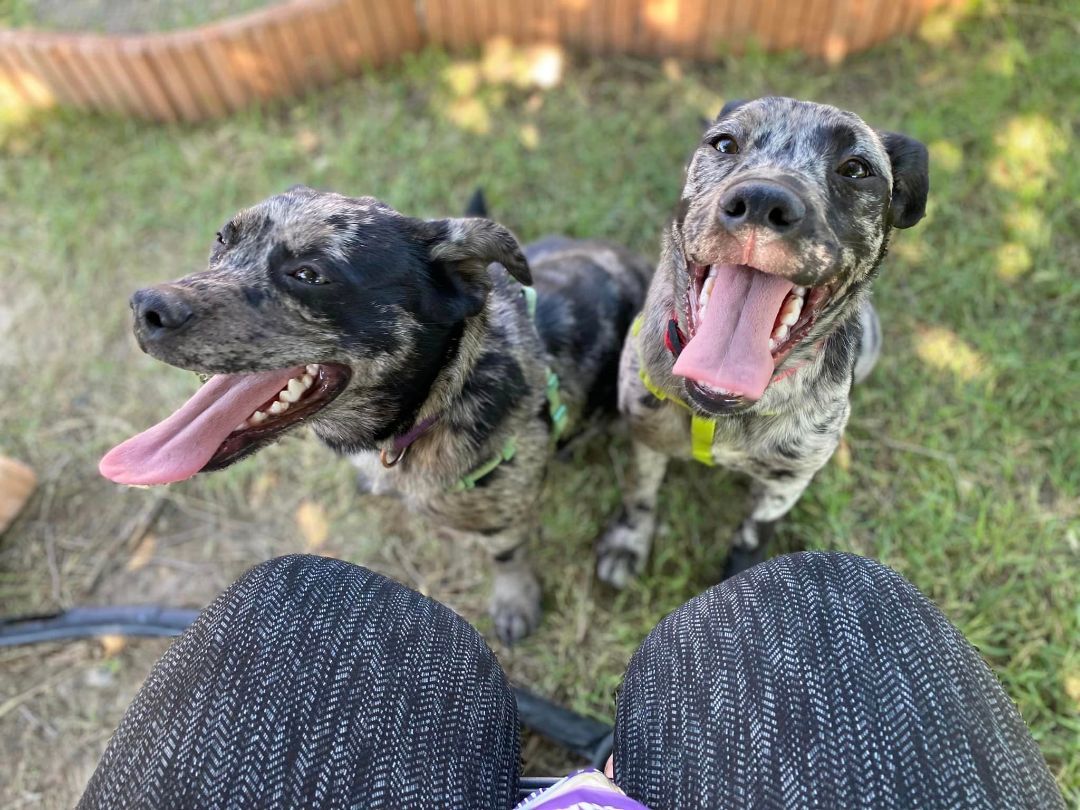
[0,0,958,123]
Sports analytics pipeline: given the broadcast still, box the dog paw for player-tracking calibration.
[595,520,650,589]
[491,591,541,645]
[597,546,642,589]
[490,568,542,645]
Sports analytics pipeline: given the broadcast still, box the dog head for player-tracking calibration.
[663,96,928,414]
[100,186,529,486]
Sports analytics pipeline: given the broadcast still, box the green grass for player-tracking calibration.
[0,0,271,33]
[1,1,1077,803]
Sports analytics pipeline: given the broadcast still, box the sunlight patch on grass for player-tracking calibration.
[1065,673,1080,712]
[981,39,1028,77]
[661,58,684,82]
[444,61,483,96]
[1003,204,1051,248]
[0,74,46,146]
[296,500,330,553]
[914,325,989,382]
[996,242,1033,281]
[480,38,564,89]
[445,96,492,134]
[518,123,541,150]
[987,114,1068,199]
[929,139,963,174]
[293,128,321,156]
[917,2,974,47]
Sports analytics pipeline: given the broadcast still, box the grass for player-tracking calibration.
[0,0,271,33]
[1,1,1078,805]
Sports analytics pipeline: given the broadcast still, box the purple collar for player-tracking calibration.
[379,414,441,468]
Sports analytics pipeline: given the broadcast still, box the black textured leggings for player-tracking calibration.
[79,553,1063,809]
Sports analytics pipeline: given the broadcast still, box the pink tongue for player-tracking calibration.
[99,368,302,486]
[672,265,793,400]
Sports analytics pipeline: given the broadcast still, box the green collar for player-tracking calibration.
[452,286,568,491]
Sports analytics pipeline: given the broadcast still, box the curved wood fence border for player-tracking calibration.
[0,0,958,123]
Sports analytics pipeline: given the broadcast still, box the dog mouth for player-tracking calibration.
[673,261,830,406]
[99,363,351,486]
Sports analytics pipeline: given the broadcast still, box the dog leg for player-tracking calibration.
[723,473,813,579]
[597,441,669,588]
[489,535,542,645]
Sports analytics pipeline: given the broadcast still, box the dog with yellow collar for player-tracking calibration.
[597,97,928,585]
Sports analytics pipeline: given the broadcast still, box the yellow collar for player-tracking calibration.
[631,315,716,465]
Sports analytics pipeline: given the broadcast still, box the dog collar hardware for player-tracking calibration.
[379,446,406,467]
[380,414,441,468]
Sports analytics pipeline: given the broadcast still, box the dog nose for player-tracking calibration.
[719,181,806,234]
[132,287,194,335]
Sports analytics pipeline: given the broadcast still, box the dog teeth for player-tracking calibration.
[239,368,321,426]
[780,297,802,326]
[697,268,719,314]
[280,378,306,403]
[793,286,807,297]
[700,382,733,396]
[769,337,778,352]
[772,323,790,342]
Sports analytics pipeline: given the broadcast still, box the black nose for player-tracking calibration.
[719,181,806,234]
[132,287,194,335]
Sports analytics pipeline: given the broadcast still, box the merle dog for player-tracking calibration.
[596,97,929,586]
[101,187,650,643]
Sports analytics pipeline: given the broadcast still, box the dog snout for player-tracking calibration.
[132,287,194,337]
[718,181,806,235]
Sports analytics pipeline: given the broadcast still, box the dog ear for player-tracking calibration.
[716,98,748,120]
[879,131,929,229]
[426,217,532,286]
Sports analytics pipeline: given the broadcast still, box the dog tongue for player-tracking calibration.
[672,265,793,400]
[99,368,302,486]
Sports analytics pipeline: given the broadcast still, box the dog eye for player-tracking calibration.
[712,134,740,154]
[838,158,871,179]
[291,266,328,285]
[215,231,226,246]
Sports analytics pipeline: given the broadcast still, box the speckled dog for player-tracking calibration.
[101,187,650,643]
[597,97,929,586]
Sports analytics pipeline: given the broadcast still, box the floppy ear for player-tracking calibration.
[879,131,929,229]
[428,217,531,286]
[716,98,748,120]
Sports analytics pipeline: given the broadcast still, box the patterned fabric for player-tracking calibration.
[614,552,1063,809]
[80,553,1063,809]
[78,555,520,809]
[515,770,649,809]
